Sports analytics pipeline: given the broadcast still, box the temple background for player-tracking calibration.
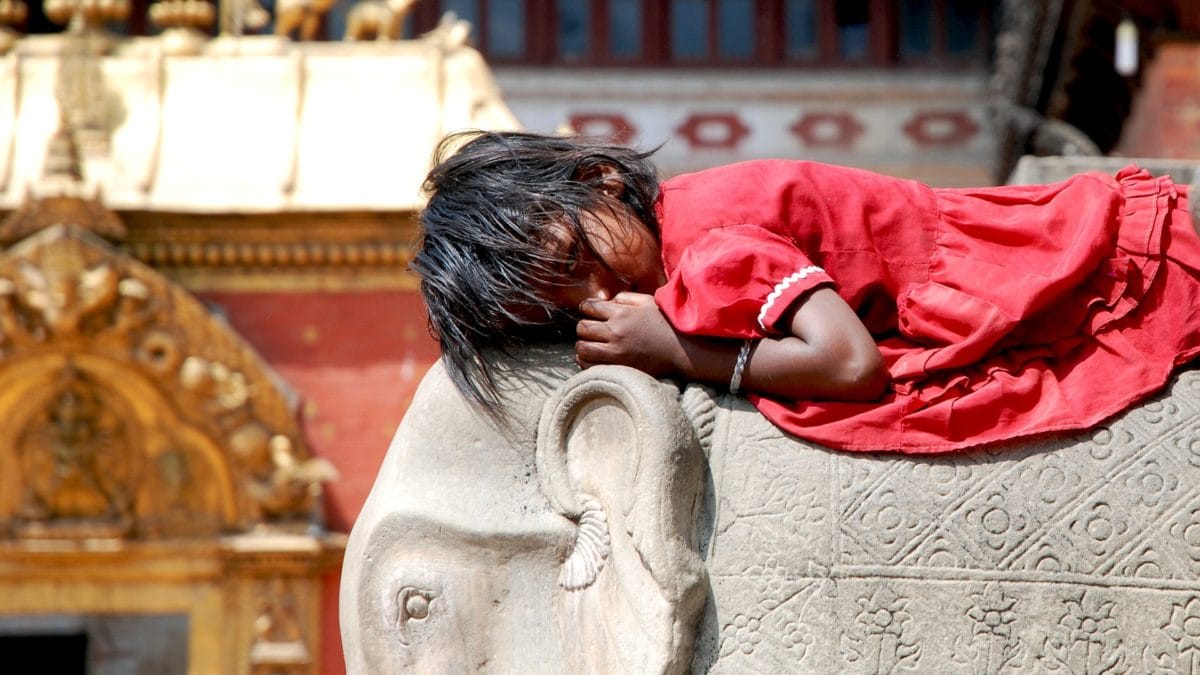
[0,0,1198,673]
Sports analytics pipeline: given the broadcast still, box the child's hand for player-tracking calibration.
[577,288,889,403]
[575,293,687,376]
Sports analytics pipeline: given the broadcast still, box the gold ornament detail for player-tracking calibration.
[149,0,215,55]
[0,224,331,540]
[249,578,311,673]
[126,239,410,269]
[148,0,215,30]
[275,0,334,41]
[0,196,128,248]
[15,366,139,538]
[44,0,131,30]
[219,0,269,36]
[343,0,418,41]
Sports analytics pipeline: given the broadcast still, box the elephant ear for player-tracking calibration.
[536,365,707,674]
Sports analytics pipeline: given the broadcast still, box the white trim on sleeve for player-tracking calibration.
[757,266,826,332]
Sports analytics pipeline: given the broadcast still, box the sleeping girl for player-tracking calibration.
[411,130,1200,453]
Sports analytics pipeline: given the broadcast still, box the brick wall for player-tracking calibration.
[200,288,440,675]
[1119,41,1200,158]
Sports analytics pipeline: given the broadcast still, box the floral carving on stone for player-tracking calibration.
[1176,428,1200,469]
[1133,397,1186,431]
[964,490,1032,555]
[1067,500,1130,567]
[1171,507,1200,574]
[1163,596,1200,673]
[1038,591,1127,673]
[780,615,815,657]
[842,584,922,672]
[952,583,1026,672]
[1124,456,1181,508]
[1083,425,1135,462]
[842,486,923,563]
[720,613,763,657]
[1014,450,1086,509]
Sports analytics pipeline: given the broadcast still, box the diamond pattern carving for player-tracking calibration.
[696,371,1200,671]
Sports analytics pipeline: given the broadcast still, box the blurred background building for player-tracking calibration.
[0,0,1197,672]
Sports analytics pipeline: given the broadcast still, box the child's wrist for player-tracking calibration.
[729,340,754,395]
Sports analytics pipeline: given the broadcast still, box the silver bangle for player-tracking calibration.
[730,339,754,395]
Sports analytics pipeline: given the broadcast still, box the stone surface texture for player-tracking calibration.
[342,347,1200,673]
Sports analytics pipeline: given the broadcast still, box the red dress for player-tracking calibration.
[652,161,1200,453]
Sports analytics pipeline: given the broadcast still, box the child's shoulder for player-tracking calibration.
[656,160,855,234]
[662,161,925,210]
[666,158,827,183]
[663,159,909,191]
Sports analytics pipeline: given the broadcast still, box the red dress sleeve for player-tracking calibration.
[653,223,835,339]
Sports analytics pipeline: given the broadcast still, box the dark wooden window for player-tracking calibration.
[609,0,645,59]
[76,0,992,62]
[896,0,992,63]
[19,0,995,64]
[412,0,996,66]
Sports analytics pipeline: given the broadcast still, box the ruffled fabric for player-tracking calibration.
[654,224,835,337]
[655,163,1198,453]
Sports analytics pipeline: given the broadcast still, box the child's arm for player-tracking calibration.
[576,290,889,401]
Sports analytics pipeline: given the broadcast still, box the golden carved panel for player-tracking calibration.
[0,218,343,675]
[0,223,332,538]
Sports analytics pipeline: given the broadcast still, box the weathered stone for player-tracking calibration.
[342,346,1200,673]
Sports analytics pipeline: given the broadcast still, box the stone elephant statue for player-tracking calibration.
[341,347,1200,673]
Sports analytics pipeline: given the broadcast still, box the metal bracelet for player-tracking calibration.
[729,339,754,395]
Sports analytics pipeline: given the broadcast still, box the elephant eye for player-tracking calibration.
[397,587,435,623]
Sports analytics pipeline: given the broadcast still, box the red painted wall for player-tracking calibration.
[200,288,440,675]
[1119,42,1200,158]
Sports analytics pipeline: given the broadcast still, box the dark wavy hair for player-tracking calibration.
[411,130,661,413]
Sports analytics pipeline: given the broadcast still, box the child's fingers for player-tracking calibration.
[576,319,613,342]
[580,292,655,318]
[575,338,614,366]
[610,291,656,306]
[579,298,616,318]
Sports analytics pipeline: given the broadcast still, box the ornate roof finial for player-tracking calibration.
[219,0,270,37]
[0,107,127,248]
[149,0,216,55]
[43,111,86,191]
[45,0,131,37]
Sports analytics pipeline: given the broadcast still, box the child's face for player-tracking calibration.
[543,204,665,312]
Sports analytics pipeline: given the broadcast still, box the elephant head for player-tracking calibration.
[340,353,707,673]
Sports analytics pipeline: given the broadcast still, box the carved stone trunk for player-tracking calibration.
[341,348,1200,673]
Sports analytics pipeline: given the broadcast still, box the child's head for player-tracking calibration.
[412,130,661,411]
